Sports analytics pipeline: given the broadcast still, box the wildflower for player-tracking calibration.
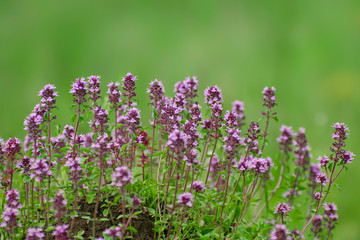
[262,86,276,110]
[107,82,122,107]
[104,226,122,237]
[270,224,289,240]
[125,107,141,132]
[30,158,52,182]
[224,111,238,128]
[39,84,58,110]
[274,202,292,215]
[24,112,44,139]
[147,79,165,109]
[70,77,88,105]
[189,103,202,124]
[183,76,198,102]
[318,155,329,166]
[314,192,321,201]
[4,137,21,157]
[112,166,133,188]
[0,207,20,229]
[65,156,82,183]
[189,181,206,193]
[324,203,338,232]
[341,150,355,164]
[88,75,101,103]
[277,126,294,152]
[293,128,311,168]
[177,192,193,207]
[132,197,142,208]
[63,125,75,141]
[5,189,22,209]
[17,156,31,175]
[315,173,329,186]
[250,157,272,174]
[204,85,223,105]
[26,228,45,240]
[53,191,67,221]
[89,106,109,132]
[232,100,245,127]
[311,215,323,236]
[122,72,137,107]
[52,224,69,240]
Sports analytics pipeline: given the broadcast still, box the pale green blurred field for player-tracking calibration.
[1,0,360,238]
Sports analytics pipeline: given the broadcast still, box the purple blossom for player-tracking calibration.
[189,181,206,193]
[341,150,355,164]
[189,103,202,124]
[53,191,67,221]
[314,192,321,201]
[88,75,101,103]
[167,129,187,162]
[125,107,141,132]
[324,203,338,232]
[64,156,82,183]
[104,226,122,237]
[270,224,289,240]
[173,93,188,112]
[6,189,22,209]
[52,224,69,240]
[26,227,45,240]
[107,82,122,107]
[147,79,165,109]
[309,164,321,188]
[30,158,52,182]
[112,166,133,188]
[262,86,276,110]
[63,125,74,141]
[122,72,137,107]
[0,207,20,229]
[250,157,272,174]
[90,106,109,132]
[24,112,44,139]
[277,126,293,152]
[204,85,223,105]
[224,128,242,158]
[274,202,292,215]
[39,84,58,110]
[70,77,88,104]
[293,128,311,168]
[183,76,198,102]
[132,197,142,208]
[184,148,199,166]
[318,155,329,166]
[315,173,329,186]
[4,137,21,157]
[232,100,245,127]
[17,156,31,175]
[311,215,323,237]
[224,111,238,128]
[177,192,193,207]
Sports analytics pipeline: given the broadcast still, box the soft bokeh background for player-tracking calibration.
[1,0,359,238]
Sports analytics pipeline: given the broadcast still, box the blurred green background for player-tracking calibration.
[1,0,359,238]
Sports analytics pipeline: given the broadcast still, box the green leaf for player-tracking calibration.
[99,218,109,221]
[127,226,138,233]
[81,216,92,220]
[103,208,109,217]
[22,175,31,183]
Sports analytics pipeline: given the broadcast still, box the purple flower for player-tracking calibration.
[122,72,137,107]
[315,173,329,186]
[250,157,272,174]
[270,224,289,240]
[63,125,74,141]
[39,84,58,110]
[189,103,202,124]
[189,181,206,193]
[26,227,45,240]
[147,79,165,109]
[183,76,198,102]
[17,156,31,175]
[0,207,20,229]
[125,107,141,132]
[204,85,223,105]
[52,224,69,240]
[177,192,193,207]
[30,159,52,182]
[112,166,133,188]
[318,155,329,166]
[332,122,349,141]
[53,191,67,221]
[277,126,294,152]
[70,77,88,104]
[65,156,82,183]
[224,128,242,158]
[324,203,338,232]
[224,111,238,128]
[232,100,245,127]
[24,112,44,139]
[107,82,122,107]
[104,226,122,237]
[132,197,142,208]
[262,86,276,110]
[90,106,109,132]
[274,202,292,215]
[341,150,355,164]
[293,128,311,167]
[4,137,21,157]
[311,215,323,237]
[6,189,22,209]
[88,75,101,103]
[314,192,321,200]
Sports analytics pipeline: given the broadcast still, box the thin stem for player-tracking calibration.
[205,130,219,185]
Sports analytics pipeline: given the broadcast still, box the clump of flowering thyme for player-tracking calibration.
[0,73,354,240]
